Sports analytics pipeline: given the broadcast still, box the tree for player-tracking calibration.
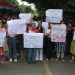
[22,0,75,17]
[18,4,34,13]
[6,0,19,5]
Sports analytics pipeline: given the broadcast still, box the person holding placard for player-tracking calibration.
[7,24,17,62]
[0,21,6,64]
[45,23,54,60]
[27,23,37,64]
[36,21,44,61]
[70,27,75,62]
[55,21,66,62]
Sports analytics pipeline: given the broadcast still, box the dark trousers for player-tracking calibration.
[65,40,72,55]
[28,48,36,63]
[16,34,24,59]
[45,36,54,59]
[7,36,17,59]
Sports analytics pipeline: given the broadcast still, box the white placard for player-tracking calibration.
[7,19,26,35]
[24,33,43,48]
[19,13,32,23]
[46,9,63,23]
[51,24,66,42]
[0,31,6,47]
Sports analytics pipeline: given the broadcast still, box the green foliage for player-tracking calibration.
[6,0,19,5]
[24,0,75,17]
[6,0,17,3]
[18,4,34,13]
[5,0,37,15]
[6,0,75,17]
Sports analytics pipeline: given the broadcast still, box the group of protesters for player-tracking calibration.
[0,18,44,64]
[0,16,75,64]
[44,20,75,63]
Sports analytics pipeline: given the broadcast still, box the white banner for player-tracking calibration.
[7,19,26,35]
[24,33,43,48]
[19,13,33,23]
[51,24,66,42]
[46,9,63,23]
[0,31,6,47]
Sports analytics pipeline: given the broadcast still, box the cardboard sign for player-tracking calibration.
[51,24,66,42]
[24,33,43,48]
[7,19,26,35]
[46,9,63,23]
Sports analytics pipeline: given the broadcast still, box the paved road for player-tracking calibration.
[47,59,75,75]
[0,59,75,75]
[0,61,46,75]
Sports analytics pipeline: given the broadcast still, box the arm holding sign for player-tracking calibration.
[45,23,51,38]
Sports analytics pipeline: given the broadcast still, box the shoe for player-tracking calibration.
[0,61,3,64]
[61,59,65,62]
[50,58,54,60]
[14,59,17,62]
[70,60,74,63]
[32,60,36,64]
[9,58,12,62]
[46,58,49,61]
[55,58,59,61]
[28,62,31,64]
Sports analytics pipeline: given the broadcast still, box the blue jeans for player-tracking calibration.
[28,48,36,63]
[55,42,65,59]
[7,36,17,59]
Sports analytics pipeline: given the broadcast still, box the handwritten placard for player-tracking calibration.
[19,13,33,23]
[46,9,63,23]
[7,19,26,35]
[24,33,43,48]
[51,24,66,42]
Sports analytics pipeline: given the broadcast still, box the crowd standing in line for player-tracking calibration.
[0,16,75,64]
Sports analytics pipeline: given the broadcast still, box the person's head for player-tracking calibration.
[38,21,42,27]
[67,22,73,28]
[68,23,72,27]
[31,23,35,29]
[27,23,32,31]
[0,20,6,28]
[67,22,73,31]
[35,16,38,20]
